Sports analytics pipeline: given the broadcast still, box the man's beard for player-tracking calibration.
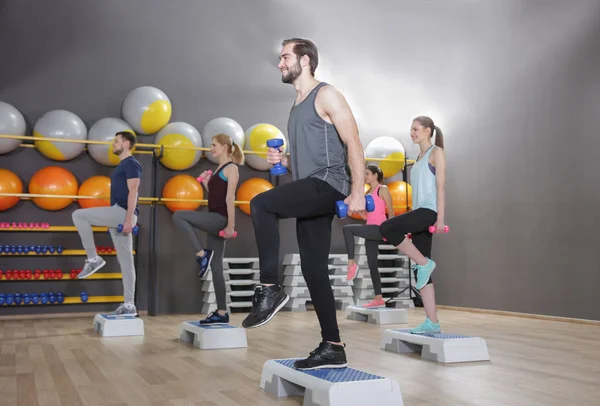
[282,61,302,84]
[112,147,123,156]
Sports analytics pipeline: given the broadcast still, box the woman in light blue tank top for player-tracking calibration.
[379,116,448,334]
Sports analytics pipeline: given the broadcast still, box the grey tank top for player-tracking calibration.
[287,82,351,196]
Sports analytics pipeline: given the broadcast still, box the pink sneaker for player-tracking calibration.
[346,262,358,281]
[363,298,386,308]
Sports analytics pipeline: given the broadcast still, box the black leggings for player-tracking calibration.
[173,211,228,311]
[342,225,383,295]
[250,177,346,343]
[379,208,437,286]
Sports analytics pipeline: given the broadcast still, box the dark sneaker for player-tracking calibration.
[196,249,214,278]
[199,311,229,325]
[242,284,289,328]
[294,342,348,370]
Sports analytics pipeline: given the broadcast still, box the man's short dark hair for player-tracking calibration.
[282,38,319,76]
[116,131,136,149]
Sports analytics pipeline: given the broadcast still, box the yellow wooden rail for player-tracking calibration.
[0,133,414,163]
[0,250,136,256]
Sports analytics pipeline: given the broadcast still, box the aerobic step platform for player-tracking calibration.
[179,321,247,349]
[381,329,490,363]
[261,359,403,406]
[344,305,408,325]
[93,314,144,337]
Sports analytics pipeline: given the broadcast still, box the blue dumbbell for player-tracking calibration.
[17,245,23,254]
[2,245,9,253]
[80,292,88,303]
[335,195,376,219]
[56,245,63,254]
[117,224,139,235]
[0,294,4,305]
[48,246,55,254]
[10,246,17,254]
[23,246,30,254]
[23,294,31,305]
[57,293,64,304]
[14,293,22,305]
[31,295,39,305]
[41,296,48,305]
[266,138,287,175]
[41,246,48,254]
[6,295,14,305]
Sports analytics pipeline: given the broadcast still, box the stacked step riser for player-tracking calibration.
[354,237,415,308]
[282,253,354,311]
[201,258,260,314]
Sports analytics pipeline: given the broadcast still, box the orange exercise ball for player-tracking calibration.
[78,176,111,209]
[28,166,79,211]
[0,169,23,211]
[236,177,273,215]
[162,174,204,212]
[387,181,412,215]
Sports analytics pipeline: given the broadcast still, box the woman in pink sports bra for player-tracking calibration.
[342,165,394,308]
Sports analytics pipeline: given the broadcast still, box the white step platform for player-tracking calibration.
[380,329,490,363]
[260,358,403,406]
[179,321,248,350]
[93,314,144,337]
[344,306,408,325]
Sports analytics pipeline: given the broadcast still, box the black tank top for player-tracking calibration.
[208,162,235,218]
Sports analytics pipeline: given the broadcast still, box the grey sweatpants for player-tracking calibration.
[172,211,228,311]
[343,224,383,295]
[72,204,137,304]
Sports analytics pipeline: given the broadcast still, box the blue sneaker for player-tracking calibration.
[196,249,214,278]
[199,311,229,325]
[415,258,436,290]
[410,317,441,334]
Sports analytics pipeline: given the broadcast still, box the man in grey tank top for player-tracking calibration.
[242,38,366,370]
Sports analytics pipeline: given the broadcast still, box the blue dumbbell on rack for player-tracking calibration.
[0,294,4,305]
[266,138,287,175]
[80,292,88,303]
[117,224,139,235]
[57,293,64,304]
[335,194,376,219]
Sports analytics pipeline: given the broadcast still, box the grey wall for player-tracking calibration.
[1,0,599,319]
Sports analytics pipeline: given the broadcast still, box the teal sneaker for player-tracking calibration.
[410,317,441,334]
[415,258,436,290]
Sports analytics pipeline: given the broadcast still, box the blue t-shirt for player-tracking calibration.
[111,156,142,215]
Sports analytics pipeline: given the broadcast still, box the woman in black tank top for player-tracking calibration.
[172,133,245,325]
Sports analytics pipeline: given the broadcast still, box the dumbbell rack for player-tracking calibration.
[0,224,138,314]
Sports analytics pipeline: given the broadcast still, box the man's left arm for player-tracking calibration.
[124,162,141,232]
[319,86,365,212]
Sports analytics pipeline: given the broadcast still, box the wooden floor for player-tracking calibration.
[1,307,599,406]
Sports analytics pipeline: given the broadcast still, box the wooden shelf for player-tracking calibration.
[0,226,108,232]
[0,273,122,281]
[0,250,136,256]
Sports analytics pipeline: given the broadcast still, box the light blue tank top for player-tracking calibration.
[411,145,437,212]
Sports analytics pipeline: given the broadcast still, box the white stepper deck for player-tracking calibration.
[381,328,490,363]
[260,358,403,406]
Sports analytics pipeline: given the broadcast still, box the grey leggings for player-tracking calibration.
[343,224,383,295]
[173,211,228,311]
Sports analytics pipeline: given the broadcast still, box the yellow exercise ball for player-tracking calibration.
[365,136,406,178]
[243,123,287,171]
[33,110,87,161]
[122,86,171,135]
[154,122,203,170]
[88,118,136,166]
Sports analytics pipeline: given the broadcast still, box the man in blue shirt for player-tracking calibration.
[72,131,142,316]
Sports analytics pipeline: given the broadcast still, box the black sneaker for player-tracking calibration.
[242,284,289,328]
[294,342,348,370]
[196,249,214,278]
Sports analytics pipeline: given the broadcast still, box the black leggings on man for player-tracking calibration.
[250,177,346,343]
